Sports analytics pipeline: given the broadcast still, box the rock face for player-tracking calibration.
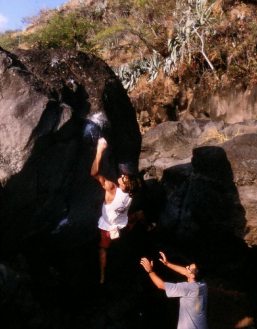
[1,46,257,329]
[15,48,141,169]
[0,49,50,181]
[140,119,257,246]
[0,46,144,329]
[140,121,257,325]
[135,84,257,130]
[0,47,141,253]
[190,86,257,124]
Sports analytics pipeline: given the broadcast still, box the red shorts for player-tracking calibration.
[99,229,111,249]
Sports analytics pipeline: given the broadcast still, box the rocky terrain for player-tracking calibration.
[0,45,256,328]
[1,0,257,132]
[0,0,257,328]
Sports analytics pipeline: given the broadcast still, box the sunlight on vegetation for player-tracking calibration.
[25,11,97,51]
[111,0,216,90]
[0,0,256,90]
[0,31,21,51]
[165,0,216,73]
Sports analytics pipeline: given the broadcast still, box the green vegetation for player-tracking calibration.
[25,11,97,51]
[166,0,216,72]
[0,31,21,51]
[0,0,257,91]
[114,51,163,91]
[94,0,175,55]
[112,0,217,90]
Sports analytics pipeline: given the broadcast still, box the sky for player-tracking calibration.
[0,0,66,32]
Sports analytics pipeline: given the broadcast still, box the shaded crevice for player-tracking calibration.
[61,83,91,117]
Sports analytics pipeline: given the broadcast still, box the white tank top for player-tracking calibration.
[98,187,132,233]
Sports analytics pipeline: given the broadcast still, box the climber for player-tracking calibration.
[91,137,141,284]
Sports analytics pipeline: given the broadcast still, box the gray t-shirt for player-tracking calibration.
[164,281,208,329]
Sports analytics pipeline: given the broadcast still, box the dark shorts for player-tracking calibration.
[99,229,111,249]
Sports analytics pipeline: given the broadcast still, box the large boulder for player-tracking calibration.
[190,86,257,124]
[15,48,141,169]
[139,119,257,246]
[0,47,144,329]
[0,47,141,254]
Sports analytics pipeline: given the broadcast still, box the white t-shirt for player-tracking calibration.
[165,281,208,329]
[98,187,132,238]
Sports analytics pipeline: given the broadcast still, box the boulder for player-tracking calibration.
[139,119,257,246]
[0,47,141,254]
[0,47,144,329]
[190,86,257,124]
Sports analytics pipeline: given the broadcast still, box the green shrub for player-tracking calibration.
[0,31,22,51]
[94,0,175,55]
[26,11,96,52]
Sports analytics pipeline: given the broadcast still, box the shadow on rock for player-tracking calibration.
[158,146,257,328]
[0,47,142,329]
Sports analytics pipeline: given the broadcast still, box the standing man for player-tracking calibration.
[140,252,208,329]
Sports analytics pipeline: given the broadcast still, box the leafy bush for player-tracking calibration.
[165,0,216,74]
[114,50,162,91]
[93,23,127,49]
[26,11,97,51]
[112,0,217,89]
[94,0,175,55]
[0,31,22,51]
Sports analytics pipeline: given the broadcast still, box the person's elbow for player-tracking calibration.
[90,168,100,181]
[90,168,97,177]
[90,164,99,177]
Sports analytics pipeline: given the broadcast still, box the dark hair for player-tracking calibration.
[193,264,204,281]
[118,162,138,177]
[122,175,142,196]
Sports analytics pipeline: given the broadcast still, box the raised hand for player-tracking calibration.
[140,257,153,273]
[159,251,168,265]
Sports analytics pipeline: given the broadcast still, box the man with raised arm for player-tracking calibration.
[91,137,141,284]
[140,252,208,329]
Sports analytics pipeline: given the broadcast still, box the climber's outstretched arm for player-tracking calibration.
[90,137,108,179]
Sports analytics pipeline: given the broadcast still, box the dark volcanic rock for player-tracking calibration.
[15,48,141,167]
[140,120,257,246]
[140,120,257,326]
[1,46,257,329]
[0,47,142,329]
[0,47,141,253]
[0,48,51,181]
